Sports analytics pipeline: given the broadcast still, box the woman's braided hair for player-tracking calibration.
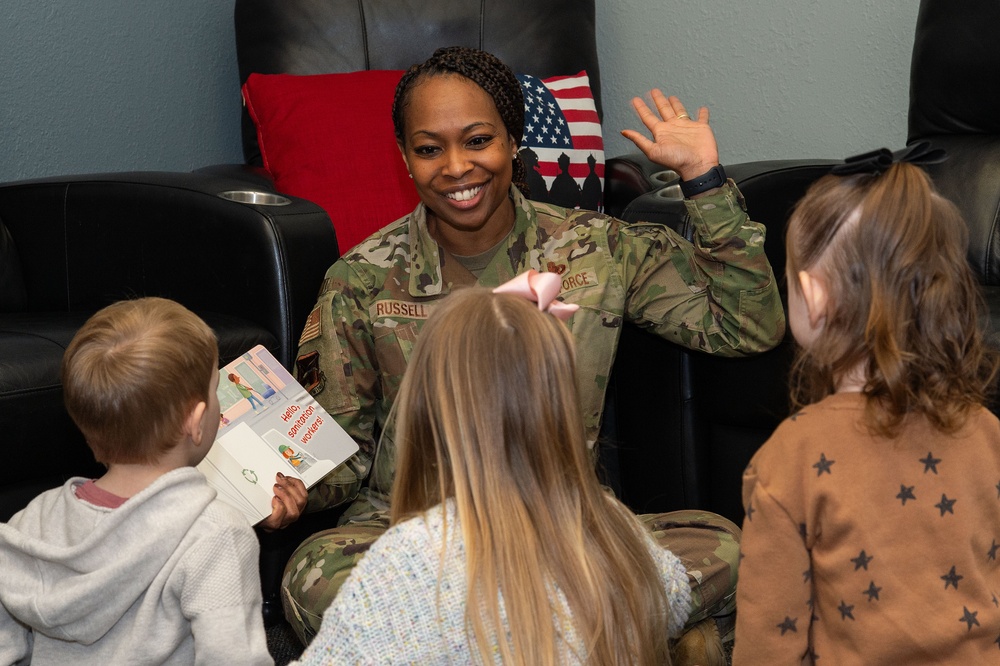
[392,46,528,194]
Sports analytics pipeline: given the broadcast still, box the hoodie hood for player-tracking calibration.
[0,467,215,644]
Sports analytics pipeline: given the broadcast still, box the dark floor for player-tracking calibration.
[267,620,304,665]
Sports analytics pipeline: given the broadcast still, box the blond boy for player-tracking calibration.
[0,298,273,664]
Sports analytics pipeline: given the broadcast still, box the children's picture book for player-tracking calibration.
[197,345,358,525]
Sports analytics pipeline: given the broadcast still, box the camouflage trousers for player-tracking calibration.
[281,509,741,646]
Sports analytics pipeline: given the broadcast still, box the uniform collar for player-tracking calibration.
[406,186,545,297]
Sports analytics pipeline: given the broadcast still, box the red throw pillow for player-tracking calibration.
[243,70,418,252]
[242,69,605,252]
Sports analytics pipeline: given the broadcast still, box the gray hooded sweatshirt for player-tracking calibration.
[0,467,272,665]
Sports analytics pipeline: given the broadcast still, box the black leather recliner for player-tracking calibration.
[613,0,1000,523]
[204,0,674,221]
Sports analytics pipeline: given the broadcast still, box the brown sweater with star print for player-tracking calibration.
[734,392,1000,665]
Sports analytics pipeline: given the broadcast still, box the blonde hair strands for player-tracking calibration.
[391,288,672,665]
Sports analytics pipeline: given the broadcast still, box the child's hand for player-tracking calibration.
[620,89,720,182]
[259,472,307,531]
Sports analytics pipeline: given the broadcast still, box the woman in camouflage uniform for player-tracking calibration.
[282,46,785,664]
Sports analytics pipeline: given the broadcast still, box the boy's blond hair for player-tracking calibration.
[62,297,218,464]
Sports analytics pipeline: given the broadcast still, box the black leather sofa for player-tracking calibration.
[0,171,338,521]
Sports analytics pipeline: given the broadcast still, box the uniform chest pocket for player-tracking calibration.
[373,320,421,404]
[565,305,623,438]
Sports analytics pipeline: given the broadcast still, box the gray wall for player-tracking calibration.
[597,1,921,163]
[2,1,920,183]
[2,1,241,182]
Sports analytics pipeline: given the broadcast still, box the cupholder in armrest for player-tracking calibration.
[651,169,679,185]
[656,184,683,200]
[217,190,291,206]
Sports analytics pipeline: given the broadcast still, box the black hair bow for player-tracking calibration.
[830,140,947,176]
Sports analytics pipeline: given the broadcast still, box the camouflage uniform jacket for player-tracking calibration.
[296,183,785,513]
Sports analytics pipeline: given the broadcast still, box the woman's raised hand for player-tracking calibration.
[620,89,720,182]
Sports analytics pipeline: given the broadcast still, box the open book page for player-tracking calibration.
[197,345,358,524]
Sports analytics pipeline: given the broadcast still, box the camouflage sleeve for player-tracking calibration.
[294,259,379,512]
[617,181,785,356]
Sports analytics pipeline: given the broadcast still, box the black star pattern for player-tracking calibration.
[935,494,957,516]
[988,540,999,562]
[838,600,855,620]
[777,616,798,635]
[746,502,755,522]
[813,453,835,476]
[960,606,980,632]
[803,568,813,583]
[851,550,874,571]
[993,594,999,608]
[863,581,882,601]
[919,451,941,474]
[799,523,808,540]
[896,484,916,505]
[941,565,964,590]
[806,597,818,621]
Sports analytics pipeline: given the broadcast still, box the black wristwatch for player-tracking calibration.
[679,165,727,198]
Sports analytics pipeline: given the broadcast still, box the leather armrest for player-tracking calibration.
[604,152,676,219]
[0,171,339,367]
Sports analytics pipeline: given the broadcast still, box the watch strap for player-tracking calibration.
[679,165,727,198]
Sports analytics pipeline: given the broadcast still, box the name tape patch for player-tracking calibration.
[370,300,435,321]
[559,268,599,293]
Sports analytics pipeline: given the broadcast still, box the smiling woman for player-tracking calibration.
[282,45,785,664]
[396,74,518,256]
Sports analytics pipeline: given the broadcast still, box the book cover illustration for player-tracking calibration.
[197,345,358,524]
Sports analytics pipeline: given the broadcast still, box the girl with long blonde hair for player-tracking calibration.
[292,283,689,664]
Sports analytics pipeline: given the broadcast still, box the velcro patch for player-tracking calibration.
[559,268,599,293]
[298,306,323,346]
[370,300,435,321]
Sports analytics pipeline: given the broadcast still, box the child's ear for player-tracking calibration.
[185,400,209,446]
[797,270,829,329]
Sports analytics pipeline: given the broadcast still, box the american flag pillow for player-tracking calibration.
[517,71,605,212]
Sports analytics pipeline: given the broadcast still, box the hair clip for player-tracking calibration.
[830,140,947,176]
[493,270,579,322]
